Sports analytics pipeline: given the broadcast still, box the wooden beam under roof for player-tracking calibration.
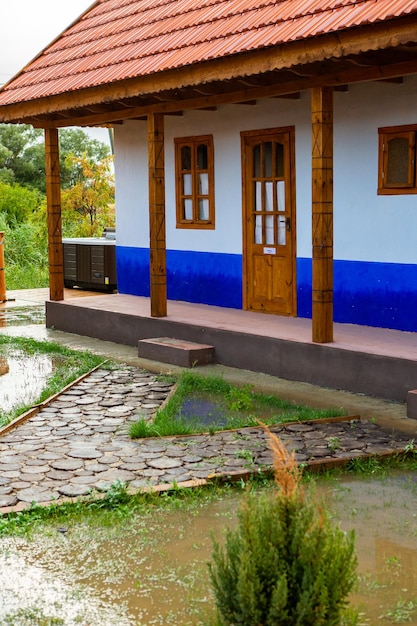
[25,51,417,130]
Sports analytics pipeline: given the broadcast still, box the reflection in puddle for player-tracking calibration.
[0,473,416,625]
[0,549,133,626]
[0,349,53,415]
[178,392,302,427]
[0,357,8,376]
[180,394,229,426]
[0,305,45,328]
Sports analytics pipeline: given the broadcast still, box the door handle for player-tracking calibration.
[286,217,291,232]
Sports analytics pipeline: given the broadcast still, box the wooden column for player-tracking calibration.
[44,128,64,301]
[148,112,167,317]
[311,86,334,343]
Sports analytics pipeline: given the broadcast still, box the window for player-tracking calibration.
[174,135,215,228]
[378,125,417,194]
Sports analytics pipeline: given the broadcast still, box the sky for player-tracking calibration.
[0,0,109,142]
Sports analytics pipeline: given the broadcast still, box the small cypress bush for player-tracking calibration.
[209,428,357,625]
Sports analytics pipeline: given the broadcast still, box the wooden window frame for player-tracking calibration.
[174,135,215,229]
[378,124,417,195]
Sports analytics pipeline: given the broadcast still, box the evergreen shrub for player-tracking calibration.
[209,428,357,625]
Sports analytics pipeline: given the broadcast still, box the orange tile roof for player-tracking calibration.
[1,0,417,106]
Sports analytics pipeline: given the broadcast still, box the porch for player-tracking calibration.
[46,293,417,403]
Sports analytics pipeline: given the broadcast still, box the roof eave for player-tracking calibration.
[1,15,417,126]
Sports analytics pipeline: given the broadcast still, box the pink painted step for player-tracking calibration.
[138,337,215,367]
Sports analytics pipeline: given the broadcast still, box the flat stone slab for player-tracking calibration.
[0,495,18,507]
[50,459,84,471]
[67,449,103,459]
[16,488,55,503]
[58,484,91,497]
[147,457,183,470]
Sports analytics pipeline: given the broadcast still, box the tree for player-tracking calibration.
[209,429,358,626]
[0,181,43,225]
[61,154,115,237]
[59,128,111,189]
[0,124,111,193]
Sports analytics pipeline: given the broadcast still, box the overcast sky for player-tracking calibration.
[0,1,109,142]
[1,1,94,85]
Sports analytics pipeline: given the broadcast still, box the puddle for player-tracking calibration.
[0,473,416,625]
[0,306,45,328]
[0,348,53,415]
[178,392,302,427]
[180,394,230,426]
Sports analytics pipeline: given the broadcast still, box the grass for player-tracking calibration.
[0,335,108,427]
[129,370,345,438]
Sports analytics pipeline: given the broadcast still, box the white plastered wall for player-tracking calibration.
[334,76,417,264]
[114,96,311,255]
[114,76,417,264]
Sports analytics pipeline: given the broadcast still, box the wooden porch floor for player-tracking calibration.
[45,292,417,403]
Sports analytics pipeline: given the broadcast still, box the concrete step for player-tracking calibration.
[138,337,215,367]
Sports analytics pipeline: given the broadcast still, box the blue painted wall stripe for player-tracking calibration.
[117,246,242,309]
[297,257,417,332]
[117,247,417,332]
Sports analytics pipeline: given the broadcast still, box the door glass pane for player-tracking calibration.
[197,144,208,170]
[278,215,286,245]
[199,199,209,220]
[264,142,272,178]
[183,173,192,196]
[253,144,261,178]
[181,146,191,171]
[198,172,209,195]
[265,182,273,211]
[255,214,262,244]
[266,215,275,245]
[277,181,285,211]
[275,142,284,178]
[387,137,410,184]
[183,199,193,220]
[255,182,262,211]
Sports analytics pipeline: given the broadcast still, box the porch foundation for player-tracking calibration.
[46,296,417,403]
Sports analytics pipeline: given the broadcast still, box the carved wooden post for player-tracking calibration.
[148,112,167,317]
[311,86,334,343]
[44,128,64,301]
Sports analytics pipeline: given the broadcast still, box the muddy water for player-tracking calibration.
[0,472,416,625]
[0,306,53,418]
[0,348,53,415]
[0,305,45,328]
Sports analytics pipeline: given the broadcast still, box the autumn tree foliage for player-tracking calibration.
[61,154,115,238]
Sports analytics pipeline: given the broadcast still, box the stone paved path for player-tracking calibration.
[0,365,412,514]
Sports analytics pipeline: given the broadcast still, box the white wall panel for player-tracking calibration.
[114,121,149,248]
[334,77,417,264]
[114,77,417,264]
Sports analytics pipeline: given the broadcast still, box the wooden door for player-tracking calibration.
[242,128,296,315]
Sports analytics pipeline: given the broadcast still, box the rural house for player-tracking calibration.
[2,0,417,400]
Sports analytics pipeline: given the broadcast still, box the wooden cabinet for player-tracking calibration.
[63,238,117,292]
